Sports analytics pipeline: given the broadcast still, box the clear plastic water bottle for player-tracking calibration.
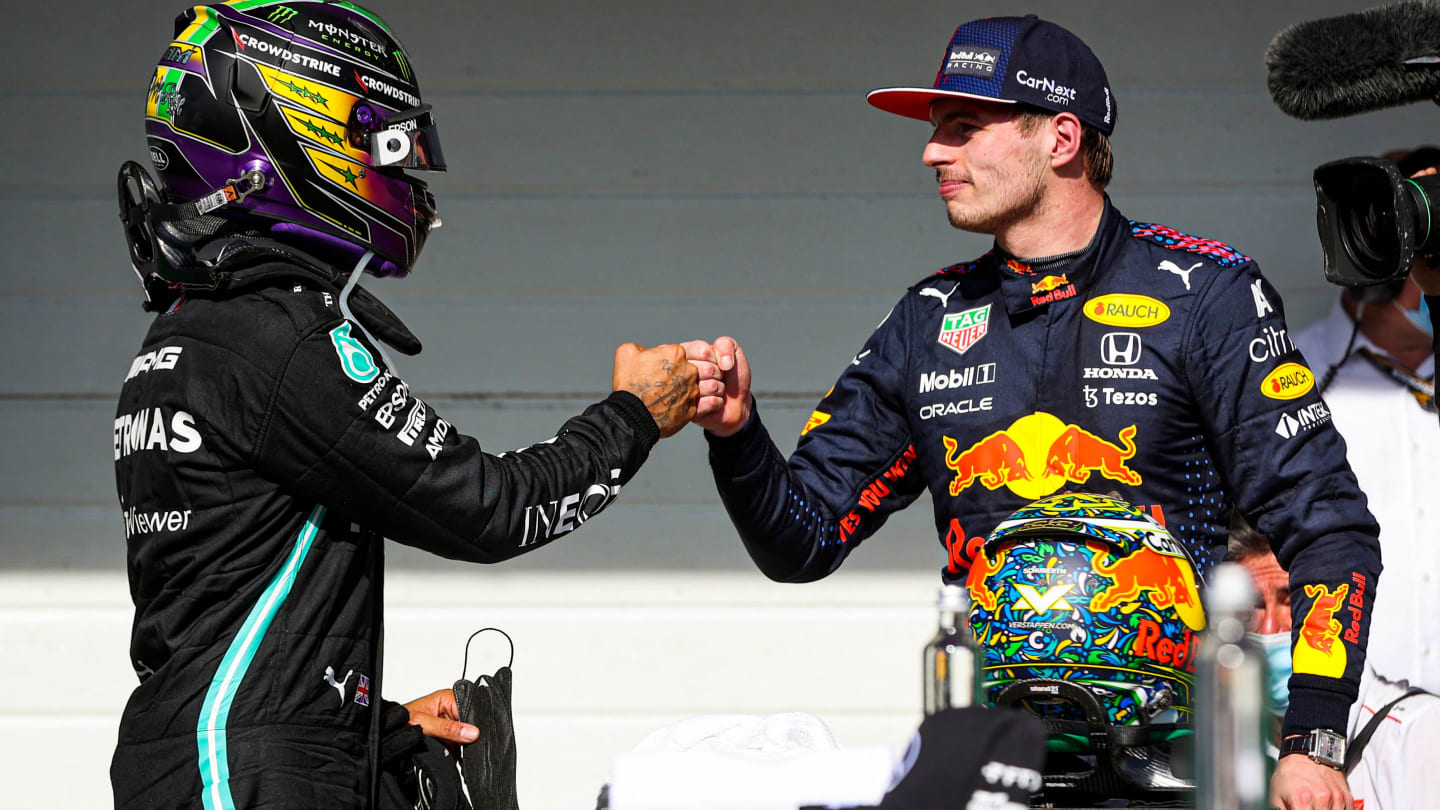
[1194,562,1270,810]
[923,584,980,714]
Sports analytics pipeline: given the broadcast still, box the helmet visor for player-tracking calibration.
[368,104,446,171]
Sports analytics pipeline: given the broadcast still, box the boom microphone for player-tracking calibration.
[1266,0,1440,119]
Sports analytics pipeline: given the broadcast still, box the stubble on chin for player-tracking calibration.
[944,199,1013,235]
[943,171,1047,235]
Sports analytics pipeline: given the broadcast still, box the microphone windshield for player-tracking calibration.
[1266,0,1440,119]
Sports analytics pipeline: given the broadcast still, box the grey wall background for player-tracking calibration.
[4,0,1435,575]
[4,2,1438,807]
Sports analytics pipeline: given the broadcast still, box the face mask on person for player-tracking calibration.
[1248,632,1292,715]
[1393,295,1433,337]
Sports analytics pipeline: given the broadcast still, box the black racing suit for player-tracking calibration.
[112,250,659,808]
[707,198,1381,739]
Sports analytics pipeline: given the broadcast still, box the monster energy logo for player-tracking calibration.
[393,49,410,81]
[267,6,298,24]
[299,118,343,146]
[278,77,328,107]
[323,160,367,188]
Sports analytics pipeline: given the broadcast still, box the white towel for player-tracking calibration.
[609,713,894,810]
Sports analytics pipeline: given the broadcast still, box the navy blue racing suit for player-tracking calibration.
[707,198,1381,738]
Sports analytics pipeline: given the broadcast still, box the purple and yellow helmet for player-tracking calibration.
[145,0,444,276]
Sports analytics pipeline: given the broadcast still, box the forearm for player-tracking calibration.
[1280,526,1382,738]
[706,407,851,582]
[262,391,659,563]
[389,391,660,560]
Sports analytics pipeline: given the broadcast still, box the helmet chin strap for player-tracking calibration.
[339,250,397,370]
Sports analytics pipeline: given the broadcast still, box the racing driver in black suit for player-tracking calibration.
[687,15,1380,810]
[112,2,716,807]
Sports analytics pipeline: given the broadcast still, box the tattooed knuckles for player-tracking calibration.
[611,342,700,438]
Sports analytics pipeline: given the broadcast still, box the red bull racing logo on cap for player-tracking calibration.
[944,45,1000,78]
[941,412,1143,500]
[937,304,991,356]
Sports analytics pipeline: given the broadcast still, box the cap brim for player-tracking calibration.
[866,87,1018,122]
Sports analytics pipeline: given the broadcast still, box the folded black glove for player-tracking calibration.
[454,628,520,810]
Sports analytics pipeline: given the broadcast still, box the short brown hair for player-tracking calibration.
[1226,510,1270,561]
[1015,107,1114,188]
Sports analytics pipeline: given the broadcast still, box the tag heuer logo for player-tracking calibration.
[937,304,991,356]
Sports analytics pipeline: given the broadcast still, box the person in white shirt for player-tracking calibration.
[1230,515,1439,810]
[1344,667,1440,810]
[1292,147,1440,693]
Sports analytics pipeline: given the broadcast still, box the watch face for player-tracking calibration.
[1313,729,1346,768]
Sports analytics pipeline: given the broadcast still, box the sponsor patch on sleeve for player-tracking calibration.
[330,322,380,383]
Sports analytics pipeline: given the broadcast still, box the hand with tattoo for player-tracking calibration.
[612,342,718,438]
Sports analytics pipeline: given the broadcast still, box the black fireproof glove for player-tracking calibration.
[454,629,519,810]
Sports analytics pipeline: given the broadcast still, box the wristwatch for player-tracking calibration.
[1279,728,1347,769]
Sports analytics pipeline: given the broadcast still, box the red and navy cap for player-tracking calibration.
[867,14,1116,136]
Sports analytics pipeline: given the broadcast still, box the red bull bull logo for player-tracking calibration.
[942,432,1032,495]
[1029,274,1077,306]
[966,546,1009,612]
[1031,274,1068,295]
[1087,541,1206,631]
[941,413,1144,500]
[1294,583,1349,678]
[1046,425,1142,486]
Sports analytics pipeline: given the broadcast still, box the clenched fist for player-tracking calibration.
[682,336,752,437]
[612,343,700,438]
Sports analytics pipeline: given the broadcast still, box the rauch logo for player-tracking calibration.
[1260,362,1314,400]
[1083,294,1170,328]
